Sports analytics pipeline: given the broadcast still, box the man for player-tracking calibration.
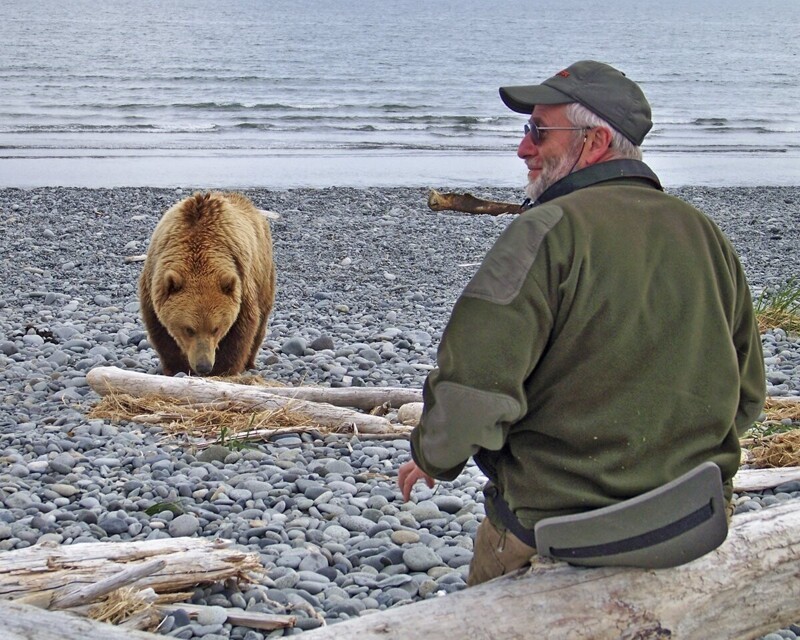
[398,60,766,586]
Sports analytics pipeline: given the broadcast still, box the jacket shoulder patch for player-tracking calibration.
[463,206,563,305]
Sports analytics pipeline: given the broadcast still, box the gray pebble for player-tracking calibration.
[196,605,229,626]
[169,514,200,537]
[402,546,443,572]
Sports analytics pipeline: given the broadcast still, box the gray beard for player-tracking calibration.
[524,141,584,201]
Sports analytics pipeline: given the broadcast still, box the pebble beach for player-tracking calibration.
[1,185,799,639]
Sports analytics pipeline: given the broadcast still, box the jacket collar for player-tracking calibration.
[531,159,663,207]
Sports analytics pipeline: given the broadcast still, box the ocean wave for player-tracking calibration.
[693,117,728,126]
[0,123,219,134]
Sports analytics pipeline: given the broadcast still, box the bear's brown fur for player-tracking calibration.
[138,192,276,376]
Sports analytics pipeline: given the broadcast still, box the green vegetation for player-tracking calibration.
[216,423,257,451]
[144,501,184,516]
[742,397,800,441]
[754,277,800,334]
[744,420,797,439]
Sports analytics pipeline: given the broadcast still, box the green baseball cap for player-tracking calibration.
[499,60,652,145]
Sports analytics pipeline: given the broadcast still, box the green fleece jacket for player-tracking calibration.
[410,160,766,530]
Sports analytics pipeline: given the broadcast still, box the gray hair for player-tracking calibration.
[565,103,643,161]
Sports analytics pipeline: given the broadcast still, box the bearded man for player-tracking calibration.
[398,60,766,585]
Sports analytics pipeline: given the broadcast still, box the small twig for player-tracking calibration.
[154,603,296,631]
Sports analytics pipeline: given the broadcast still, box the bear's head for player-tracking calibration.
[155,267,242,375]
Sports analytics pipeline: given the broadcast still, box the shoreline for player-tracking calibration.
[1,151,799,190]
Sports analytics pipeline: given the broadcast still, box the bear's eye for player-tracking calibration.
[184,327,195,337]
[212,327,220,335]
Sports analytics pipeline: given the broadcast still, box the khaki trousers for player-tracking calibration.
[466,517,537,587]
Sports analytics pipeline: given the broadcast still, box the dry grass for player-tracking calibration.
[742,398,800,467]
[88,389,323,442]
[88,588,196,630]
[748,430,800,469]
[88,376,800,467]
[762,397,800,424]
[754,278,800,334]
[209,373,284,387]
[757,309,800,334]
[88,587,156,626]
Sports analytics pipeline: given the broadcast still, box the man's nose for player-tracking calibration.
[518,133,537,159]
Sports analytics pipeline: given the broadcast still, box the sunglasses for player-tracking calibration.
[524,120,587,145]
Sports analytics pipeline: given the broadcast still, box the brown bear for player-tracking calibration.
[138,191,276,376]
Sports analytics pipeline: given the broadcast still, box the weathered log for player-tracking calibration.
[0,538,262,605]
[428,189,526,216]
[222,383,422,411]
[87,366,399,434]
[299,501,800,639]
[1,599,164,640]
[51,559,166,609]
[0,538,291,635]
[733,465,800,492]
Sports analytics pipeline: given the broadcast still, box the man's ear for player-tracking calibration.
[584,127,615,165]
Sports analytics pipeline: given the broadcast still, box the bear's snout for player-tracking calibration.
[186,338,218,376]
[193,356,214,376]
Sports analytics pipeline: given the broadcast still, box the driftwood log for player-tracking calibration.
[428,189,526,216]
[300,501,800,639]
[2,599,164,640]
[2,599,296,639]
[0,537,296,636]
[221,383,422,411]
[733,465,800,492]
[0,537,262,606]
[87,366,405,434]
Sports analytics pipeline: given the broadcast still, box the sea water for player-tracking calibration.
[1,0,798,188]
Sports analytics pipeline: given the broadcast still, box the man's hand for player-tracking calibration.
[398,460,435,501]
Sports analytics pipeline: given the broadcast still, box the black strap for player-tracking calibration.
[489,488,537,548]
[547,500,714,560]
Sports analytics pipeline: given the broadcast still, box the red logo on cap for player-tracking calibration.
[556,70,570,78]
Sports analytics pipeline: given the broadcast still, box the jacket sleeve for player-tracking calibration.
[410,207,563,479]
[732,266,767,436]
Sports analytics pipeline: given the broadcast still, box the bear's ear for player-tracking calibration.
[164,270,184,296]
[219,272,238,297]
